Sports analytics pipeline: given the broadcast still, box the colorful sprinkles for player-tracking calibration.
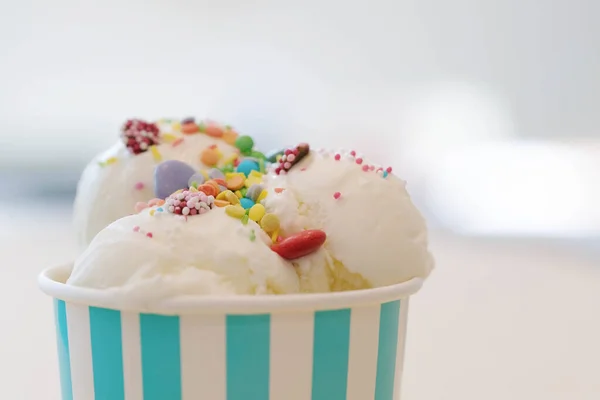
[274,143,310,175]
[121,119,160,155]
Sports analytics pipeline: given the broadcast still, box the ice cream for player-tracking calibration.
[263,146,434,290]
[73,118,262,247]
[68,143,433,301]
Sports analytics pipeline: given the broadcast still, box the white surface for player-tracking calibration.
[1,205,599,399]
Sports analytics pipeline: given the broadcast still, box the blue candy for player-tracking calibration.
[236,159,260,177]
[240,197,255,210]
[154,160,196,199]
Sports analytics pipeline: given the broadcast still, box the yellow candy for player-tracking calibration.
[223,154,238,166]
[189,186,198,192]
[172,122,181,131]
[161,133,177,142]
[105,157,118,165]
[249,204,266,222]
[225,172,245,180]
[235,190,243,199]
[225,205,245,219]
[150,146,162,162]
[149,209,156,216]
[249,170,263,179]
[257,189,268,202]
[270,229,279,244]
[260,213,280,234]
[245,177,262,188]
[217,190,239,205]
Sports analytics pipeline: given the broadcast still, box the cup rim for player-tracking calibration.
[39,264,425,314]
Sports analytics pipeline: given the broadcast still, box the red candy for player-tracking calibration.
[271,229,326,260]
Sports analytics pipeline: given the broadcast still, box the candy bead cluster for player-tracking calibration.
[165,190,214,215]
[274,143,310,175]
[121,119,160,155]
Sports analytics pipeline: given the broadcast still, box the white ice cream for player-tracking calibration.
[73,120,238,248]
[263,149,434,289]
[69,145,433,299]
[68,206,300,301]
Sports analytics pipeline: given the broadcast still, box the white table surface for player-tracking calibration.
[1,204,599,399]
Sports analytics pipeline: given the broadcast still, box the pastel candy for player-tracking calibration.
[236,159,260,177]
[188,172,206,188]
[240,197,255,210]
[155,160,196,199]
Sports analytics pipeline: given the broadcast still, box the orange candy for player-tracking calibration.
[226,175,245,191]
[213,199,230,207]
[181,122,199,134]
[222,129,238,145]
[205,179,221,194]
[200,148,220,166]
[213,178,227,187]
[197,183,217,197]
[205,124,224,138]
[274,187,285,194]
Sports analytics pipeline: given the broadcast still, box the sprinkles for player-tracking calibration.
[165,190,214,215]
[275,143,309,175]
[121,119,160,155]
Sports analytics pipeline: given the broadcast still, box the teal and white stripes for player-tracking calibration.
[53,299,408,400]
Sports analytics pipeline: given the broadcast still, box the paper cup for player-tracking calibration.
[39,264,424,400]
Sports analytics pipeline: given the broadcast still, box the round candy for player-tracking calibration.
[200,148,220,166]
[260,213,280,234]
[248,204,266,222]
[236,159,260,177]
[240,197,255,210]
[235,135,254,154]
[187,172,206,188]
[208,168,225,180]
[154,160,196,199]
[222,129,238,145]
[225,205,246,219]
[270,230,327,260]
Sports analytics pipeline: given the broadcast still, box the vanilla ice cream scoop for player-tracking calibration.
[263,147,434,289]
[68,204,300,301]
[73,118,259,248]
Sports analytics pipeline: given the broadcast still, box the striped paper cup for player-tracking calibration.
[39,264,424,400]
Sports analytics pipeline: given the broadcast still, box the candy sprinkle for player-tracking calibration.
[133,226,140,232]
[249,230,256,242]
[333,192,341,200]
[149,209,156,216]
[172,138,185,147]
[150,145,162,162]
[98,157,118,167]
[146,232,153,238]
[134,182,144,190]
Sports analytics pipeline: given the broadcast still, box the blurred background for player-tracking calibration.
[0,1,599,399]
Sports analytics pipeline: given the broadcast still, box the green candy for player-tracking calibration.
[240,187,248,197]
[250,150,267,160]
[235,135,254,154]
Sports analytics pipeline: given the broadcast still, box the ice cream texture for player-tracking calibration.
[73,118,259,247]
[68,143,434,300]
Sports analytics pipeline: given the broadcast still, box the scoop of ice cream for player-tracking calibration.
[73,118,253,248]
[68,204,300,301]
[263,147,434,289]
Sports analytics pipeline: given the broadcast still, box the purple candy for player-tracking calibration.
[154,160,196,199]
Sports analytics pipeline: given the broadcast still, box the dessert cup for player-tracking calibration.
[39,264,423,400]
